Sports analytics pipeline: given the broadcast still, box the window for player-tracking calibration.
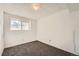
[22,22,29,30]
[10,18,31,31]
[10,19,21,30]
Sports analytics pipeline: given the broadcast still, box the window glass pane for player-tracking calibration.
[10,19,21,30]
[10,18,31,31]
[22,22,30,30]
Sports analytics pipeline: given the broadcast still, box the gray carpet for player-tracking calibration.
[2,40,76,56]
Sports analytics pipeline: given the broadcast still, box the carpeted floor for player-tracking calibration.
[2,40,76,56]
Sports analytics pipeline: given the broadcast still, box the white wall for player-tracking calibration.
[37,9,75,54]
[0,4,37,48]
[4,12,37,48]
[70,11,79,30]
[0,11,4,55]
[70,10,79,54]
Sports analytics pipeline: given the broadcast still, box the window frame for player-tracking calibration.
[10,18,31,31]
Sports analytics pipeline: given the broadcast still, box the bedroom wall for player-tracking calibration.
[0,4,37,48]
[70,10,79,54]
[4,12,37,48]
[0,11,4,55]
[37,9,75,54]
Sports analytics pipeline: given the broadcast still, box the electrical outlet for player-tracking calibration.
[49,40,51,43]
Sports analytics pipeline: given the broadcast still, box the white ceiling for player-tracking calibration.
[19,3,68,19]
[0,3,79,19]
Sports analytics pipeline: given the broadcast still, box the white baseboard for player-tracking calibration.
[5,40,36,48]
[37,40,78,55]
